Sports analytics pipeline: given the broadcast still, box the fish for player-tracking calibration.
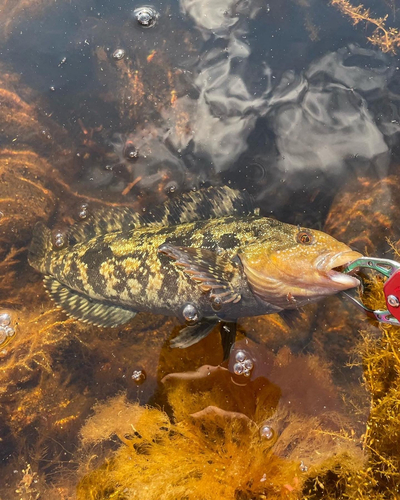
[28,186,362,358]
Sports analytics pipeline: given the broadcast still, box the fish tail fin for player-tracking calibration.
[28,222,53,272]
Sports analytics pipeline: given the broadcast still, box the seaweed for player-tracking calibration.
[303,274,400,498]
[325,176,400,256]
[77,344,365,500]
[355,280,400,494]
[0,150,57,250]
[331,0,400,53]
[77,395,363,500]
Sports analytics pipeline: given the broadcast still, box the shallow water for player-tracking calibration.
[1,0,400,498]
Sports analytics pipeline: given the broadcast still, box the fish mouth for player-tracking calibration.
[321,251,363,289]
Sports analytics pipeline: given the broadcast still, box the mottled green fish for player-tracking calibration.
[28,187,361,354]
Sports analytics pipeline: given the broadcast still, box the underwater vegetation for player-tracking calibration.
[76,354,364,500]
[0,0,61,40]
[330,0,400,53]
[325,175,400,256]
[74,273,400,500]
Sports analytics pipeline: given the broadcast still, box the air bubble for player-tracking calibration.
[134,6,158,27]
[260,425,274,440]
[233,362,245,375]
[5,326,14,336]
[112,48,126,60]
[243,358,253,370]
[131,369,146,385]
[124,144,139,161]
[182,303,200,324]
[211,296,222,311]
[0,312,11,327]
[235,351,246,363]
[165,181,178,194]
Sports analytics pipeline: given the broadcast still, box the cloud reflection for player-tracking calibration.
[273,82,388,175]
[185,31,395,182]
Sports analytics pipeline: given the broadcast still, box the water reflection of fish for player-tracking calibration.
[28,187,361,356]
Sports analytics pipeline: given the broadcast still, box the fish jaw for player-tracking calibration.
[240,248,363,309]
[317,250,362,290]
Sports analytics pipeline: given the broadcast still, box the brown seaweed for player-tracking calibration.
[324,175,400,256]
[330,0,400,53]
[0,150,57,250]
[76,340,366,500]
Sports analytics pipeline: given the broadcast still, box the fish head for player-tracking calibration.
[239,223,362,309]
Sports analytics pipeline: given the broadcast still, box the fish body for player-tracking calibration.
[28,187,361,348]
[32,216,284,322]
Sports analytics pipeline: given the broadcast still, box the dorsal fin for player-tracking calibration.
[141,186,255,227]
[68,186,255,245]
[68,206,143,245]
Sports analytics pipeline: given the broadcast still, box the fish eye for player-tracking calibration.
[296,230,314,245]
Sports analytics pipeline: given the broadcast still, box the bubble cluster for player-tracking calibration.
[131,369,146,385]
[53,230,66,248]
[112,48,126,60]
[299,461,308,473]
[182,303,200,324]
[259,424,274,440]
[0,312,15,346]
[79,203,89,220]
[134,6,157,27]
[233,350,254,377]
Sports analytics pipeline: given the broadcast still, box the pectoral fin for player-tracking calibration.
[158,245,241,305]
[170,320,237,361]
[44,277,137,328]
[170,319,218,349]
[278,308,303,327]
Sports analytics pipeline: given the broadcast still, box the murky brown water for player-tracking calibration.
[1,0,400,498]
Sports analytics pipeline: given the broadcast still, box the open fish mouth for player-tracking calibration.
[323,251,363,289]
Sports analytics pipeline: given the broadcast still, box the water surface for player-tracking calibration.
[0,0,400,498]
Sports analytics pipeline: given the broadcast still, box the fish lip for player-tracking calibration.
[319,251,363,289]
